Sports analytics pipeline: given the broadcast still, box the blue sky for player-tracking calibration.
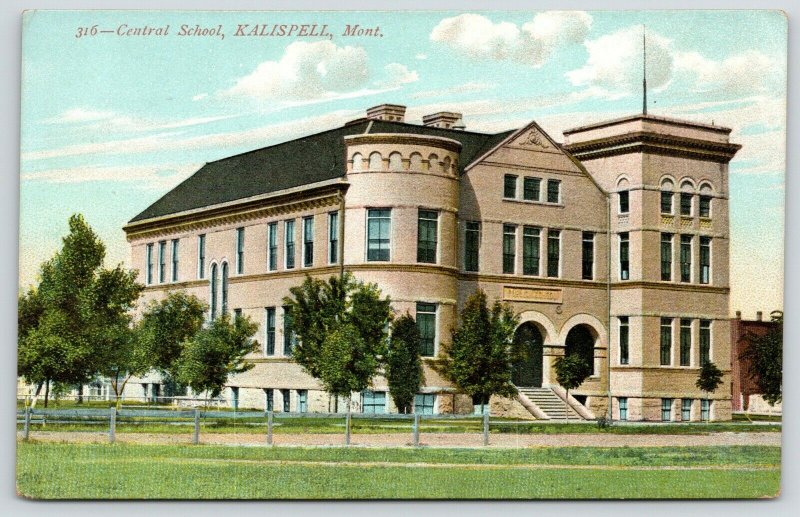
[19,10,786,317]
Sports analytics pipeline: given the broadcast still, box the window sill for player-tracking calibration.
[503,198,564,208]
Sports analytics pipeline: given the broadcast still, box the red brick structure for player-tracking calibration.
[730,311,778,411]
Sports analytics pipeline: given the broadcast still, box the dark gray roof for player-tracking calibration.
[129,119,515,223]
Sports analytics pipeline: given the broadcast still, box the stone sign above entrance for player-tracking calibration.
[503,286,563,304]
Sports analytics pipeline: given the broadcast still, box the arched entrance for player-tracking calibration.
[512,322,544,387]
[565,324,596,376]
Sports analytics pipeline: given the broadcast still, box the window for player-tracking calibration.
[283,305,294,356]
[158,241,167,283]
[660,318,672,366]
[236,227,245,274]
[682,399,692,422]
[265,389,274,412]
[197,234,205,279]
[523,177,541,201]
[303,216,314,267]
[547,230,560,277]
[171,239,179,282]
[231,387,239,410]
[700,320,711,365]
[281,389,291,413]
[700,237,711,284]
[298,390,308,413]
[619,233,630,280]
[503,174,517,199]
[582,232,594,280]
[680,235,692,282]
[328,212,339,264]
[701,399,711,421]
[268,223,278,271]
[265,307,276,356]
[414,394,436,415]
[417,210,438,264]
[680,319,692,366]
[285,220,296,269]
[680,193,693,216]
[618,397,628,421]
[619,316,629,365]
[417,303,437,357]
[210,263,218,320]
[233,308,242,320]
[221,262,229,316]
[661,233,673,281]
[618,191,629,214]
[367,209,391,261]
[502,224,516,274]
[362,390,386,414]
[661,399,673,422]
[699,196,711,218]
[547,179,561,203]
[146,243,154,285]
[464,221,480,272]
[661,191,673,214]
[523,227,541,276]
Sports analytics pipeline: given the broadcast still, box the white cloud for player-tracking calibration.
[430,11,592,66]
[21,163,201,190]
[376,63,419,89]
[41,108,233,133]
[673,50,781,97]
[415,53,428,60]
[43,108,116,124]
[192,93,208,101]
[411,81,496,100]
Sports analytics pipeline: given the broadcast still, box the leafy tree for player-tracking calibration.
[553,354,592,421]
[137,292,207,373]
[436,289,520,415]
[174,314,258,399]
[317,323,374,399]
[741,311,783,406]
[696,361,724,421]
[386,314,423,414]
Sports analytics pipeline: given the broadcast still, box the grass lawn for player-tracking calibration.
[17,442,780,499]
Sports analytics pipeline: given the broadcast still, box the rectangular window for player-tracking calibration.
[700,237,711,284]
[523,177,541,201]
[582,232,594,280]
[265,307,276,356]
[701,399,711,421]
[619,233,630,280]
[367,209,391,261]
[233,308,242,320]
[268,223,278,271]
[661,191,673,214]
[417,210,438,264]
[699,196,711,218]
[660,318,673,366]
[298,390,308,413]
[328,212,339,264]
[303,216,314,267]
[502,224,516,274]
[416,302,437,357]
[700,320,711,365]
[619,316,629,365]
[265,389,274,412]
[618,397,628,421]
[158,241,167,283]
[522,227,541,276]
[661,399,673,422]
[547,179,561,203]
[618,191,629,214]
[171,239,179,282]
[661,233,673,281]
[547,230,560,278]
[680,318,692,366]
[236,227,245,274]
[682,399,692,422]
[146,243,154,285]
[197,234,206,279]
[414,394,436,415]
[281,389,290,413]
[283,305,294,356]
[680,193,693,216]
[503,174,517,199]
[680,235,692,282]
[362,390,386,414]
[285,220,295,269]
[464,221,480,272]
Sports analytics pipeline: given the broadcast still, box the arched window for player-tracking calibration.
[388,152,403,171]
[428,154,440,172]
[616,177,630,214]
[369,152,383,171]
[210,263,218,320]
[409,153,423,171]
[680,180,695,216]
[442,156,452,175]
[351,153,363,172]
[660,178,675,214]
[221,262,229,316]
[699,183,714,218]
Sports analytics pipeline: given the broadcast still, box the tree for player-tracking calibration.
[553,354,591,421]
[174,314,259,399]
[436,289,520,415]
[137,292,207,373]
[696,361,724,421]
[741,310,783,406]
[18,214,143,407]
[386,314,423,414]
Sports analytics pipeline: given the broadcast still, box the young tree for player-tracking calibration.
[696,361,724,421]
[386,314,423,414]
[174,314,259,399]
[553,354,592,421]
[741,311,783,406]
[436,289,520,415]
[137,292,207,373]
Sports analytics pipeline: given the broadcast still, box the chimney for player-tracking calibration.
[422,111,463,129]
[366,104,406,122]
[756,311,763,321]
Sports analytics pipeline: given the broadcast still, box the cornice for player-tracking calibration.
[344,133,463,153]
[563,131,741,164]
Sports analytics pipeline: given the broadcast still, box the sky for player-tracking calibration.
[19,10,787,318]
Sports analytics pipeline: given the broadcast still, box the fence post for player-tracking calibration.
[482,411,489,446]
[109,407,116,444]
[23,407,31,441]
[413,413,420,447]
[345,412,351,446]
[267,411,273,446]
[193,408,200,445]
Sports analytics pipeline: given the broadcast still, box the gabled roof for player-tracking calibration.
[128,119,514,224]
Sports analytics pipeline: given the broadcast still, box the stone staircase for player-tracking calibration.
[517,387,584,420]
